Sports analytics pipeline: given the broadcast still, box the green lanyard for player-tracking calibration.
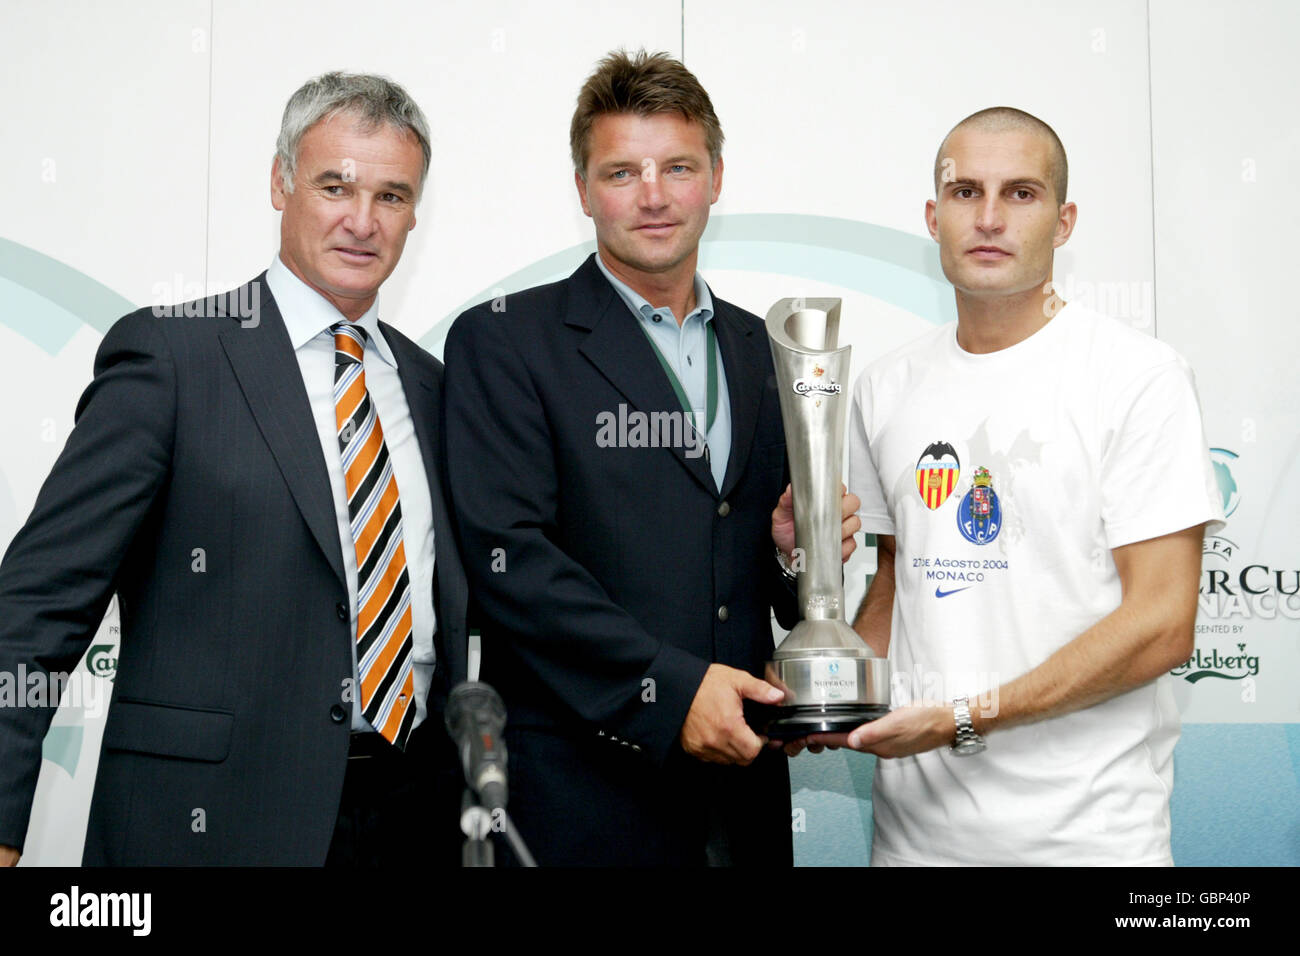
[639,317,718,437]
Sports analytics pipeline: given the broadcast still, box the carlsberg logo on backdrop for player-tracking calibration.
[1171,643,1261,683]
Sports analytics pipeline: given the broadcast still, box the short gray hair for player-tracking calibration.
[275,71,431,198]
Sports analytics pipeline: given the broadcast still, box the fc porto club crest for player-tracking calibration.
[957,466,1001,545]
[915,441,960,510]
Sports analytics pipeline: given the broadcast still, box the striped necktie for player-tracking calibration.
[332,322,416,749]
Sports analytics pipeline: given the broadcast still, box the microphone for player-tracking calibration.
[445,681,509,812]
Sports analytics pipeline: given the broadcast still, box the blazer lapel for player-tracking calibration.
[713,299,767,500]
[386,332,442,515]
[385,329,456,582]
[218,278,346,587]
[382,326,469,684]
[571,256,717,496]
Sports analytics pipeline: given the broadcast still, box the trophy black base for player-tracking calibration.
[756,704,890,740]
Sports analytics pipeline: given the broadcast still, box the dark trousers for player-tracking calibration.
[325,720,464,867]
[499,726,793,866]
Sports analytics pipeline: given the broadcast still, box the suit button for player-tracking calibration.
[717,605,729,621]
[336,602,348,621]
[717,501,730,517]
[329,704,347,723]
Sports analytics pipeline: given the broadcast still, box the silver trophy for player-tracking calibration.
[762,298,890,738]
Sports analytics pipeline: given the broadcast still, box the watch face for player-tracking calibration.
[952,737,986,756]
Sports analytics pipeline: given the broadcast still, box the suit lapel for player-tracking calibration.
[384,328,453,573]
[571,257,716,496]
[713,299,766,500]
[383,326,468,685]
[218,279,346,587]
[386,330,441,506]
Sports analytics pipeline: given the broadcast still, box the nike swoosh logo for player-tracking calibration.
[935,586,971,598]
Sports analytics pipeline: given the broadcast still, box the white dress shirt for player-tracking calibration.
[266,256,437,732]
[594,254,732,489]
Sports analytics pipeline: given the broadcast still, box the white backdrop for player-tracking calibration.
[1,0,1295,866]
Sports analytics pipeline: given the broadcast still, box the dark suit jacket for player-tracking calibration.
[0,274,468,865]
[443,254,796,865]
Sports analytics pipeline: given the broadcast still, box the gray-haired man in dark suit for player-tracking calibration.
[0,72,468,866]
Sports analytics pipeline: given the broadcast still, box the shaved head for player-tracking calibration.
[935,107,1068,204]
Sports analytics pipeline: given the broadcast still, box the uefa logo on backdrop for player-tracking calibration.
[1209,448,1240,518]
[1204,448,1240,563]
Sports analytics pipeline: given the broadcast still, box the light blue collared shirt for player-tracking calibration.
[595,254,732,490]
[266,256,437,733]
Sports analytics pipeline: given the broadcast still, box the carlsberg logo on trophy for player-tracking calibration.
[763,298,890,738]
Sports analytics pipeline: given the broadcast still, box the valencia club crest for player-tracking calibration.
[915,441,960,510]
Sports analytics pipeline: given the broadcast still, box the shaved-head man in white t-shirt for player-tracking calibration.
[792,108,1223,866]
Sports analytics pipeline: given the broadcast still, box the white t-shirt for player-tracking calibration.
[847,302,1223,866]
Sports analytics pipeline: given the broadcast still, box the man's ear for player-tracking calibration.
[709,156,724,204]
[575,170,593,218]
[924,199,939,241]
[271,156,288,212]
[1053,202,1078,248]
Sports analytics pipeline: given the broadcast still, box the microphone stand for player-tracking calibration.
[446,680,538,866]
[458,788,538,867]
[460,789,494,867]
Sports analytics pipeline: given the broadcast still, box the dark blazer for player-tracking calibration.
[444,254,796,865]
[0,275,468,865]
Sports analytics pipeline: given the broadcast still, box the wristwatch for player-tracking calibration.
[775,545,798,583]
[949,696,986,756]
